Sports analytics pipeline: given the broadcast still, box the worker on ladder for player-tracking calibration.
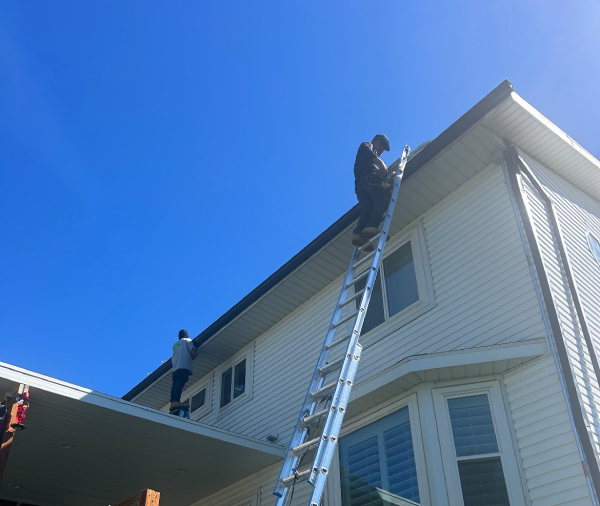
[170,329,197,413]
[351,134,391,250]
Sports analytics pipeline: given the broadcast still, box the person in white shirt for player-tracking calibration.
[170,329,197,411]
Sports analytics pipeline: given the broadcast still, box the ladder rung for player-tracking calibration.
[332,310,358,329]
[310,381,336,401]
[318,357,344,377]
[290,437,320,456]
[326,333,352,350]
[346,268,371,288]
[280,468,310,487]
[301,408,328,428]
[358,233,381,251]
[352,250,375,270]
[340,289,365,308]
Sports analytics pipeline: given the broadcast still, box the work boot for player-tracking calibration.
[169,400,189,411]
[351,234,366,247]
[363,244,375,252]
[361,227,380,239]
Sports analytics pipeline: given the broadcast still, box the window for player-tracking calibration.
[588,233,600,268]
[447,395,510,505]
[190,388,206,412]
[339,407,420,506]
[220,358,247,408]
[180,376,212,419]
[216,346,254,414]
[433,382,526,506]
[355,234,426,335]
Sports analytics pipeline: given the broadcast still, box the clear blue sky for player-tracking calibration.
[1,1,599,397]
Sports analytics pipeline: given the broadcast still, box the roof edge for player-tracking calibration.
[123,79,514,402]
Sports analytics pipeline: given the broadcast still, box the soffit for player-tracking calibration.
[482,91,600,202]
[0,364,283,506]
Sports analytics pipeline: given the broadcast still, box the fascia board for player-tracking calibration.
[0,361,284,457]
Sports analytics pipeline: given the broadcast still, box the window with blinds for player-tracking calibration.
[447,395,510,506]
[339,407,420,506]
[355,242,419,335]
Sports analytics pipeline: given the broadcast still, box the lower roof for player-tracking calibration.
[0,362,283,506]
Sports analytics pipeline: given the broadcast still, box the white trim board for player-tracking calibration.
[347,339,548,416]
[0,361,283,457]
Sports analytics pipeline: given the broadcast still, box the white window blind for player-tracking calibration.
[447,395,510,506]
[339,407,420,506]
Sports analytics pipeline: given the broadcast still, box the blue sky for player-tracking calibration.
[1,1,599,397]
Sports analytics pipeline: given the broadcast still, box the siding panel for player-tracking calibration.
[503,357,593,506]
[519,154,600,461]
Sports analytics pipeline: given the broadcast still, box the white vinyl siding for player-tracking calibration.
[518,153,600,461]
[523,153,600,370]
[503,356,594,506]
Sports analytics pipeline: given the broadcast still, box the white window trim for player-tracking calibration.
[356,221,436,347]
[183,374,213,420]
[432,381,527,506]
[215,343,254,417]
[329,393,431,506]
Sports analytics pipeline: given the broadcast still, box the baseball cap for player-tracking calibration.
[373,134,390,151]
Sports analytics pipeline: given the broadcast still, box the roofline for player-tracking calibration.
[122,79,515,402]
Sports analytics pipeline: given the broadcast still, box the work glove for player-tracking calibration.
[374,158,388,179]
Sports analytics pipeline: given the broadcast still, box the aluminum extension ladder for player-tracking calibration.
[273,145,411,506]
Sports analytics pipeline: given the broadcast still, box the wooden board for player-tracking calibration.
[115,489,160,506]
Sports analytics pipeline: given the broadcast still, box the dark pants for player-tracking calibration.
[353,181,392,235]
[171,369,192,402]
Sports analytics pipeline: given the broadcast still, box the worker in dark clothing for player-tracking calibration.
[352,134,391,249]
[170,329,197,412]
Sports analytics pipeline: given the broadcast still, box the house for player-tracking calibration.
[2,79,600,506]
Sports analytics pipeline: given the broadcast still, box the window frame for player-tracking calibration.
[215,344,254,416]
[330,393,431,506]
[432,381,527,506]
[587,232,600,268]
[353,222,435,343]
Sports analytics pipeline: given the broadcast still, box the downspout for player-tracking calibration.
[503,144,600,502]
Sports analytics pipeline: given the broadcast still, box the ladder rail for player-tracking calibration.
[307,148,409,496]
[272,247,361,500]
[273,145,410,506]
